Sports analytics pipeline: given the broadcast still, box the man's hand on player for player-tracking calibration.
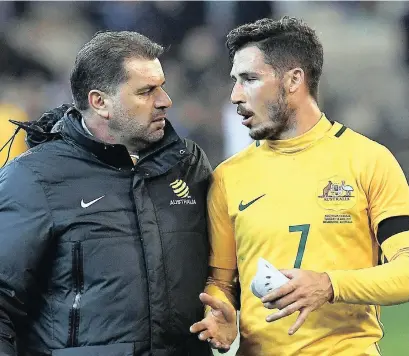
[261,269,334,335]
[190,293,237,352]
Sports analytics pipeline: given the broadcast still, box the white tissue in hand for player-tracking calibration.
[250,258,289,298]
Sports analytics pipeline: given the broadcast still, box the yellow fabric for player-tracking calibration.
[207,115,409,356]
[328,231,409,305]
[0,104,28,165]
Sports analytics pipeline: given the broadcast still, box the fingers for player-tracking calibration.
[288,308,310,335]
[215,345,231,353]
[279,269,298,279]
[266,301,302,322]
[199,293,224,311]
[261,280,296,303]
[190,320,207,334]
[210,340,231,352]
[209,340,221,349]
[198,330,212,341]
[190,322,228,350]
[200,293,236,322]
[203,337,230,351]
[263,291,298,310]
[260,269,300,303]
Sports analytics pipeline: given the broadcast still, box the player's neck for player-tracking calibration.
[288,97,322,139]
[266,98,328,153]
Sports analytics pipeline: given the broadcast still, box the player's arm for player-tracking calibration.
[190,169,238,350]
[205,268,239,311]
[204,169,239,309]
[327,146,409,305]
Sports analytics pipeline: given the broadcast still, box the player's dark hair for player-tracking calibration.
[226,16,323,101]
[70,31,164,111]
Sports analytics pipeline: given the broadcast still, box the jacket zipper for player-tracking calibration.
[132,176,153,349]
[68,241,83,347]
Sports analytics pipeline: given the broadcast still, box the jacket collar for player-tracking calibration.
[61,107,189,174]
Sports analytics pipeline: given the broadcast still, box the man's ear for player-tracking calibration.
[287,68,304,94]
[88,90,110,119]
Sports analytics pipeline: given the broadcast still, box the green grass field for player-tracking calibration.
[379,303,409,356]
[214,304,409,356]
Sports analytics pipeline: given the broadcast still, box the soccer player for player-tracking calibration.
[190,17,409,355]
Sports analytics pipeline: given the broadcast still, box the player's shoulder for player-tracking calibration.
[214,140,263,177]
[332,121,392,158]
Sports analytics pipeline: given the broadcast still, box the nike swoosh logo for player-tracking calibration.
[239,194,266,211]
[81,195,105,208]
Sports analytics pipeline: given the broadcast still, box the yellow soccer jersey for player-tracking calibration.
[207,115,409,356]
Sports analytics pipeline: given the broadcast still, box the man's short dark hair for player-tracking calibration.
[226,16,323,101]
[70,31,164,110]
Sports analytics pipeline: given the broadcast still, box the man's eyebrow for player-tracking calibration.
[230,72,259,79]
[138,80,166,91]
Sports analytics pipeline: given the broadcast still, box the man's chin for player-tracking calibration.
[133,131,165,150]
[249,122,285,141]
[249,127,272,141]
[148,130,165,143]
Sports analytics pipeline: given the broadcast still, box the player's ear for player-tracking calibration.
[287,68,304,94]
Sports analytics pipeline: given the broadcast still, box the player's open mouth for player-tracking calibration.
[242,115,253,127]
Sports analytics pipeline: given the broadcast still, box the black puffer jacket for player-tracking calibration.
[0,108,212,356]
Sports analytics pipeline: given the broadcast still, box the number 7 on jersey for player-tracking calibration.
[289,224,310,268]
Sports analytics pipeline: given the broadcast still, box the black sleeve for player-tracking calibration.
[377,216,409,245]
[0,161,54,355]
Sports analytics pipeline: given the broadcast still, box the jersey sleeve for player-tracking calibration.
[208,168,237,270]
[327,231,409,305]
[327,145,409,305]
[363,145,409,237]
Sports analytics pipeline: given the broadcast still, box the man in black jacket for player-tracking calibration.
[0,31,212,356]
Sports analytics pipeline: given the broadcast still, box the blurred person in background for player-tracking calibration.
[0,31,212,356]
[0,104,28,166]
[190,16,409,355]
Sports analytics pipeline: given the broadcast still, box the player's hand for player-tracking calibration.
[261,269,334,335]
[190,293,237,351]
